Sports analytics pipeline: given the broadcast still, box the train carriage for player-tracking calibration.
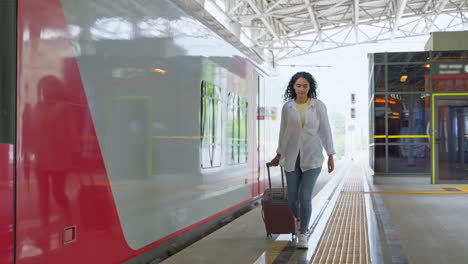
[0,0,276,263]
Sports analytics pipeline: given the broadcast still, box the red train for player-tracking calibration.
[0,0,277,263]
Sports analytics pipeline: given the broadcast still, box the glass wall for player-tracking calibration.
[369,50,468,177]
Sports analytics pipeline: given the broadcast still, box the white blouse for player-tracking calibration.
[276,98,335,172]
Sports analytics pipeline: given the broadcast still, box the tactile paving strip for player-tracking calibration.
[310,166,370,264]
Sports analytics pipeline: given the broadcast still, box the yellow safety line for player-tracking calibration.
[388,135,430,138]
[153,136,204,139]
[226,138,248,141]
[264,241,289,263]
[365,191,468,194]
[439,186,468,192]
[152,136,247,141]
[432,93,468,96]
[374,135,430,138]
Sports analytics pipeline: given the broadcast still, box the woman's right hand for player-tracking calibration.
[270,154,281,166]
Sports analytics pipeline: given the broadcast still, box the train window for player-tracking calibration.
[200,81,222,168]
[240,98,248,163]
[228,94,248,165]
[228,94,237,164]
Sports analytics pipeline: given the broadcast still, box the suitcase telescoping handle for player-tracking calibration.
[266,162,286,193]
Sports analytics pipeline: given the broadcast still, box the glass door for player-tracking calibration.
[433,95,468,183]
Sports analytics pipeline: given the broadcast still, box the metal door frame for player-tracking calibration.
[432,93,468,184]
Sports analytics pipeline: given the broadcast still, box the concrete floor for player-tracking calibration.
[372,184,468,264]
[162,158,468,264]
[161,163,342,264]
[161,206,276,264]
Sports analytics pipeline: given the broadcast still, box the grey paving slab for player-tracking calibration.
[371,184,450,192]
[378,192,468,264]
[162,206,277,264]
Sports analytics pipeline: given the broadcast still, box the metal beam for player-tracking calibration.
[424,0,450,32]
[228,1,245,15]
[305,0,320,31]
[216,0,466,60]
[354,0,360,25]
[245,0,280,40]
[392,0,409,34]
[265,0,284,14]
[268,3,315,15]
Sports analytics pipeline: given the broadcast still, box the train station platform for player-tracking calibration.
[161,156,468,264]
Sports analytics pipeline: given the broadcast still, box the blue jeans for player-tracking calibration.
[285,154,321,233]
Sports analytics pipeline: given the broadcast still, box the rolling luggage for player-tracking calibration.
[261,162,296,239]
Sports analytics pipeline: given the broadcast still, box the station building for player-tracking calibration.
[369,31,468,184]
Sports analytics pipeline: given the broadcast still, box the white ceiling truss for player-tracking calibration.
[204,0,468,61]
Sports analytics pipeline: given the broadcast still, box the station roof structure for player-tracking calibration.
[186,0,467,62]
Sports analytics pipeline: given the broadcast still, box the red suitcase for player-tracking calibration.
[261,162,296,239]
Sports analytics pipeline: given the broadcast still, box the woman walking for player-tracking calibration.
[270,72,335,249]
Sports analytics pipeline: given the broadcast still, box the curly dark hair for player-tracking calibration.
[283,72,317,102]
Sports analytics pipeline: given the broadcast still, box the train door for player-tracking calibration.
[433,94,468,183]
[0,0,17,263]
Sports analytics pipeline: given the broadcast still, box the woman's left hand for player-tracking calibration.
[327,155,334,173]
